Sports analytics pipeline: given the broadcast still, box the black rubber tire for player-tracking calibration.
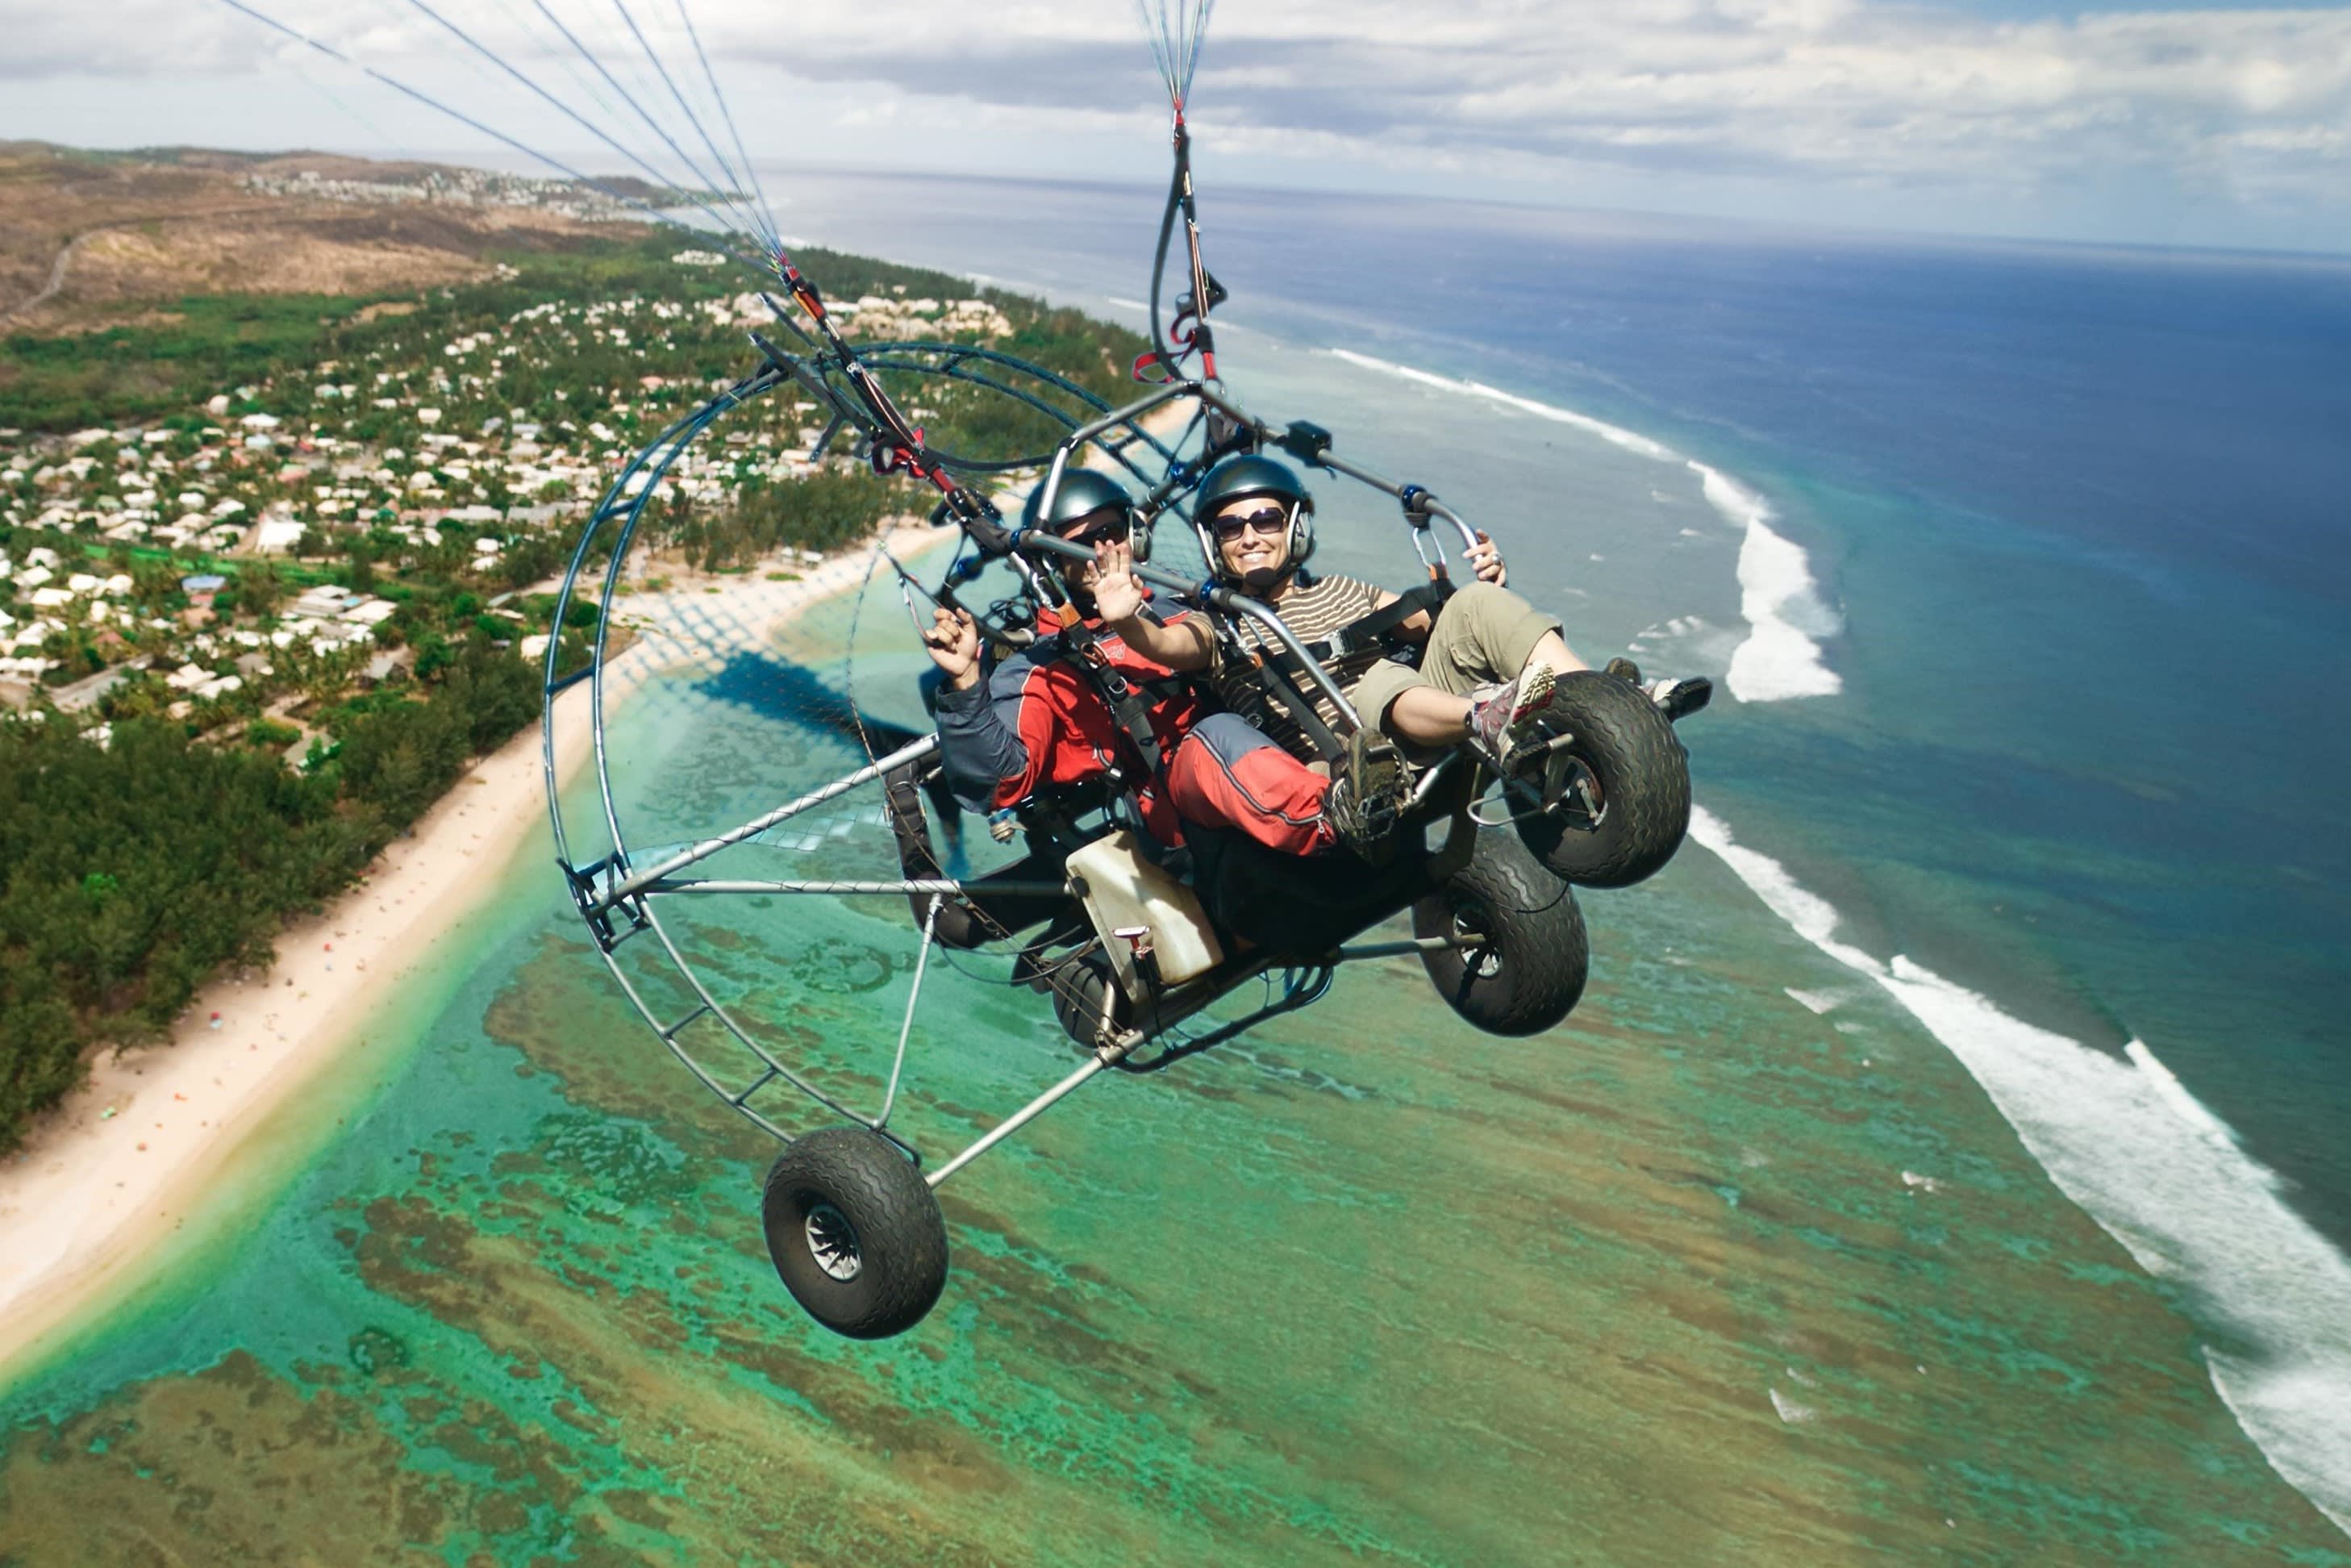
[1514,669,1691,889]
[762,1127,948,1340]
[1413,828,1590,1036]
[1049,957,1129,1049]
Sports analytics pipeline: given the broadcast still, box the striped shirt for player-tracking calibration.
[1209,571,1394,761]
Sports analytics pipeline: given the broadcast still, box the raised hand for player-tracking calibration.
[1465,529,1508,586]
[921,605,982,689]
[1091,536,1145,626]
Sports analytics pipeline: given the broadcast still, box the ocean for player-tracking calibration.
[1,170,2345,1562]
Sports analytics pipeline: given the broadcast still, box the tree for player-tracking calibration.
[241,559,287,618]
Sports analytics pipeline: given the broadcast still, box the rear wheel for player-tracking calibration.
[1047,955,1130,1050]
[1514,669,1691,888]
[762,1127,948,1339]
[1414,828,1589,1036]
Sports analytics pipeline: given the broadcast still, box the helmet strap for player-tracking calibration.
[1057,570,1100,619]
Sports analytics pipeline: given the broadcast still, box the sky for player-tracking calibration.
[2,0,2349,254]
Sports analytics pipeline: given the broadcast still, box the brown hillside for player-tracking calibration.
[0,143,637,333]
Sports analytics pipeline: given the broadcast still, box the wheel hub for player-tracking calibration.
[1468,751,1604,830]
[1452,907,1503,978]
[805,1202,863,1281]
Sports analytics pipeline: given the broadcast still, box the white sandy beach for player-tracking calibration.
[0,525,948,1377]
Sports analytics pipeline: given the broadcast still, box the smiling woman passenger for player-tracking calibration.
[1090,453,1707,861]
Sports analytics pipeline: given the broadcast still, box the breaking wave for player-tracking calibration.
[1325,349,1839,702]
[1689,806,2351,1537]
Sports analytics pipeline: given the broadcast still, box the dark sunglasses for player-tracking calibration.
[1211,505,1289,541]
[1054,509,1132,547]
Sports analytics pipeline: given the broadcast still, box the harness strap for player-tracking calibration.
[1296,581,1450,664]
[1236,644,1347,763]
[1054,612,1166,778]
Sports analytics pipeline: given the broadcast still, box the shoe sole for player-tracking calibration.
[1332,732,1411,863]
[1353,734,1409,811]
[1499,664,1557,765]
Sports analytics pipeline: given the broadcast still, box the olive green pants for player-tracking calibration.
[1347,582,1561,728]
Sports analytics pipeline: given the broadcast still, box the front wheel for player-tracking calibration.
[1514,669,1691,888]
[762,1127,948,1339]
[1414,828,1589,1036]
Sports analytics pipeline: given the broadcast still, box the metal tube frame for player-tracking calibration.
[639,878,1072,898]
[586,732,941,914]
[541,348,1502,1191]
[1309,448,1483,554]
[540,342,1219,1177]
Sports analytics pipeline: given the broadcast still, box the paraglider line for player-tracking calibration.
[603,0,777,251]
[673,0,782,252]
[215,0,776,281]
[525,0,775,251]
[394,0,769,261]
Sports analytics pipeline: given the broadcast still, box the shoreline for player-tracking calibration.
[0,524,947,1382]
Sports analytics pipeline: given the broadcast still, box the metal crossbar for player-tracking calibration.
[1332,935,1472,962]
[641,878,1067,898]
[588,732,940,913]
[731,1063,781,1107]
[661,1003,711,1040]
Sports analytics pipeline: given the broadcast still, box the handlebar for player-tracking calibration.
[1304,448,1482,555]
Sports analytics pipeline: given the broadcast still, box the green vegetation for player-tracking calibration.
[0,293,373,433]
[0,643,537,1148]
[0,211,1149,1151]
[669,470,902,570]
[0,231,1144,434]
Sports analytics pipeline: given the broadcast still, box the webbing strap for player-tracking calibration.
[1057,616,1165,777]
[1248,648,1346,763]
[1298,581,1449,664]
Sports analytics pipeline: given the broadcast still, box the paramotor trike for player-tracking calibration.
[540,340,1696,1340]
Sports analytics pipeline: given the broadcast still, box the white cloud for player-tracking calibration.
[3,0,2349,247]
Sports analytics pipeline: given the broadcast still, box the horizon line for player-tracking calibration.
[15,135,2351,269]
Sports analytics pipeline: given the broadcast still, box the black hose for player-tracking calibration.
[1146,132,1190,379]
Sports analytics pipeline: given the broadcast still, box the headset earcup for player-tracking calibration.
[1194,523,1220,578]
[1132,515,1153,564]
[1290,503,1315,568]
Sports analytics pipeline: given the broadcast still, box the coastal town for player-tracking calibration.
[0,176,1145,1170]
[235,162,654,223]
[0,262,1018,765]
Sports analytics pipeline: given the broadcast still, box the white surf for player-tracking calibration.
[1690,806,2351,1537]
[1325,348,1840,702]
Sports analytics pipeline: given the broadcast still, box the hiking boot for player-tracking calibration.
[1326,726,1411,864]
[1468,661,1556,774]
[1645,675,1712,724]
[1609,654,1710,724]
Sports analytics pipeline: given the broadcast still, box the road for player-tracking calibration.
[1,206,282,326]
[0,230,98,326]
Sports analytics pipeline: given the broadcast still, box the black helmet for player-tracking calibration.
[1194,453,1314,585]
[1022,467,1150,561]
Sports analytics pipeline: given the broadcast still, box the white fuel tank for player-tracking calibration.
[1064,831,1224,986]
